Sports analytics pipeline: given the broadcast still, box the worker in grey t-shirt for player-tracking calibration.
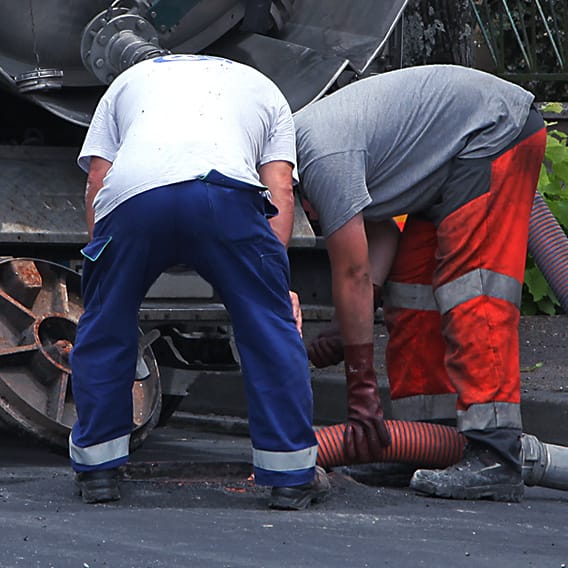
[294,64,547,502]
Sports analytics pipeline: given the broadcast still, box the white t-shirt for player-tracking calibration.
[78,54,297,223]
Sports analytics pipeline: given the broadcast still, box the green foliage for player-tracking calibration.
[522,103,568,314]
[402,1,473,66]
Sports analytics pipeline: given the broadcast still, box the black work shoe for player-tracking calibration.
[269,466,331,510]
[410,446,524,502]
[75,469,121,504]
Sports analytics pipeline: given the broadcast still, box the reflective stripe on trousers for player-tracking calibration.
[69,433,130,467]
[383,128,547,433]
[253,445,318,472]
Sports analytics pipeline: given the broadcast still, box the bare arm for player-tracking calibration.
[326,212,392,457]
[365,218,401,286]
[307,216,400,368]
[85,156,112,239]
[326,212,374,346]
[258,160,295,247]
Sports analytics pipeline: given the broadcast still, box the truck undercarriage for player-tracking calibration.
[0,0,408,448]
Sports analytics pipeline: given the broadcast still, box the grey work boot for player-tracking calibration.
[269,466,331,510]
[410,445,524,503]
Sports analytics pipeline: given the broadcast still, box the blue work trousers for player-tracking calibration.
[70,178,317,486]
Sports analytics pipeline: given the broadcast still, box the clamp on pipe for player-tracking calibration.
[521,433,568,491]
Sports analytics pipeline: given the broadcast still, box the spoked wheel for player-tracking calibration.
[0,258,161,451]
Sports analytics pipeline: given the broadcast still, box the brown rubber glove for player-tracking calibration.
[307,285,383,369]
[343,343,391,464]
[307,321,344,368]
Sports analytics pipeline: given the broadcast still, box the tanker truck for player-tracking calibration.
[0,0,409,449]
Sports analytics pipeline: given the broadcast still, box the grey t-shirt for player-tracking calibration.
[294,64,535,237]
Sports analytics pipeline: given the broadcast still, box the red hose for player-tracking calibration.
[315,421,466,469]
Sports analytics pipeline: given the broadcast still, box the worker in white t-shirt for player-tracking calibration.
[71,54,329,509]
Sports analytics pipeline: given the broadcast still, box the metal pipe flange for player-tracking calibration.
[81,7,167,84]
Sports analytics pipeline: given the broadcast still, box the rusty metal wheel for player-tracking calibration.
[0,257,161,451]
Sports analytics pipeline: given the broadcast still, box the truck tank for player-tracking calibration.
[0,0,408,450]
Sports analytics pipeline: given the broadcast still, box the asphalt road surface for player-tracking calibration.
[1,315,567,567]
[1,424,567,568]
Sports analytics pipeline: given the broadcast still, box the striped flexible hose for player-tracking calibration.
[315,421,465,469]
[528,192,568,313]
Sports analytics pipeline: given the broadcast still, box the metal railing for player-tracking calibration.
[470,0,568,82]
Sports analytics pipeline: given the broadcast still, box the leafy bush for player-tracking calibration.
[522,103,568,314]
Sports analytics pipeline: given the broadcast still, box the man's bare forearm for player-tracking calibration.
[258,160,295,247]
[326,213,375,346]
[85,157,112,239]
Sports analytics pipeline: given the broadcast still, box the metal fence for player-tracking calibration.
[470,0,568,84]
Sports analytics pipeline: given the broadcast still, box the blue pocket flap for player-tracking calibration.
[81,236,112,262]
[263,195,279,219]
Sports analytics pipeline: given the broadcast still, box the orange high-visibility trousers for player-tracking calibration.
[384,127,547,438]
[383,217,456,423]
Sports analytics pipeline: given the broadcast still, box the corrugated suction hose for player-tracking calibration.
[315,423,568,491]
[315,421,465,469]
[528,192,568,313]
